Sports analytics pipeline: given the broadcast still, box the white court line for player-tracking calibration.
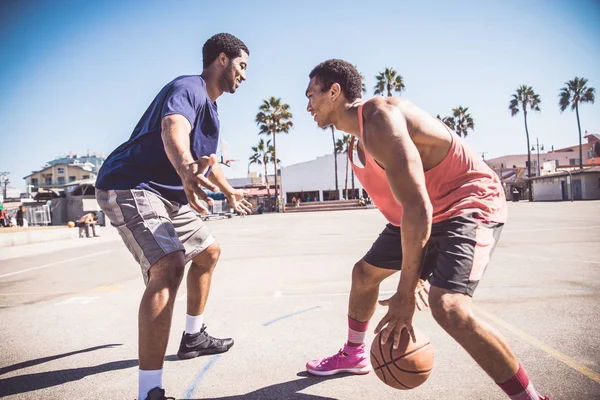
[236,290,397,301]
[0,250,114,279]
[55,296,100,306]
[506,225,600,233]
[224,238,374,248]
[501,252,600,265]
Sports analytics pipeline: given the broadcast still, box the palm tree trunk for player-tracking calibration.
[263,160,270,197]
[344,152,349,200]
[387,84,392,97]
[272,129,279,210]
[331,126,338,195]
[576,103,583,170]
[524,111,533,202]
[351,169,355,198]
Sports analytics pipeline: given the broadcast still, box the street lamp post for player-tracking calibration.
[531,138,544,177]
[0,172,10,201]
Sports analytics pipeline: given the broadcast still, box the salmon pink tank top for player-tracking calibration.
[349,104,507,226]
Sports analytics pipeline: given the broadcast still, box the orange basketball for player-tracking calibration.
[67,221,75,228]
[370,326,434,390]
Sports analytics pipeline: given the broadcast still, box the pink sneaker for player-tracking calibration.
[306,343,372,376]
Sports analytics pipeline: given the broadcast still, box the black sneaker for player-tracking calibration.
[177,324,234,359]
[143,387,175,400]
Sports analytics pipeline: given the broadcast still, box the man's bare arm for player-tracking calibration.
[362,101,433,294]
[208,161,235,195]
[161,115,197,177]
[161,114,219,213]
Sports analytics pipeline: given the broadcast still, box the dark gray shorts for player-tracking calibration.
[363,213,503,297]
[96,189,215,285]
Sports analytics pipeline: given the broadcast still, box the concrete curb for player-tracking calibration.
[0,228,80,247]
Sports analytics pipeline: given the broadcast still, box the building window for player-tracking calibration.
[69,176,76,182]
[82,175,89,179]
[45,177,52,185]
[58,167,65,174]
[58,177,65,184]
[569,159,580,165]
[31,178,39,186]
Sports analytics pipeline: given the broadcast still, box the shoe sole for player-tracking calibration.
[306,365,372,376]
[177,341,234,360]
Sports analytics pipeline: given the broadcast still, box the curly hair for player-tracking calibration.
[202,33,250,69]
[309,59,362,102]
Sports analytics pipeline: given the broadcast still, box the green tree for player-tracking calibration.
[255,97,293,209]
[249,138,274,197]
[437,114,456,131]
[321,66,366,199]
[336,134,353,199]
[451,106,475,138]
[374,67,405,97]
[559,77,596,170]
[509,85,541,201]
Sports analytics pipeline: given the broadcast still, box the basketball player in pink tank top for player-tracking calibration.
[304,60,548,400]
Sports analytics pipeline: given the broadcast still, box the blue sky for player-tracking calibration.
[1,0,599,190]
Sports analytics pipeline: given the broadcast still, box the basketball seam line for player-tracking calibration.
[378,335,412,389]
[373,342,432,370]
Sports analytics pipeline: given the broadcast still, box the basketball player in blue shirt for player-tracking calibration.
[96,33,251,400]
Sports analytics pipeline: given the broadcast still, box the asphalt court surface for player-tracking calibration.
[0,201,599,399]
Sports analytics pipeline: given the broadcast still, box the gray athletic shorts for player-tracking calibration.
[363,213,503,297]
[96,189,215,285]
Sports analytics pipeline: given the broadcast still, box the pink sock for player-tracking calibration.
[347,316,369,347]
[499,364,543,400]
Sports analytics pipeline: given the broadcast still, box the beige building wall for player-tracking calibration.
[26,164,96,190]
[582,173,600,200]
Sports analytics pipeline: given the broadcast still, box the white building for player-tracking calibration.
[281,153,366,203]
[530,167,600,201]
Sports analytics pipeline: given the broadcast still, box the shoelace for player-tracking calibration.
[318,348,347,367]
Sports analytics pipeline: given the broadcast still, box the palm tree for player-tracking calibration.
[437,114,456,131]
[356,66,367,95]
[323,68,366,201]
[336,134,353,199]
[249,138,273,197]
[559,77,596,170]
[451,106,475,138]
[374,67,405,97]
[255,97,293,209]
[330,126,339,197]
[509,85,541,201]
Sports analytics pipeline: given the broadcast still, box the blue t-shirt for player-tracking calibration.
[96,75,219,204]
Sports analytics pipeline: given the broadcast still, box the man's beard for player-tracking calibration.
[222,64,236,94]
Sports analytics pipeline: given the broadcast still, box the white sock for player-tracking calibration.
[185,313,204,335]
[138,369,162,400]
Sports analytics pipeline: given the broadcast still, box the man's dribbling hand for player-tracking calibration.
[374,291,417,349]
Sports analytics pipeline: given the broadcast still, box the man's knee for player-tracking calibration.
[148,251,185,290]
[191,242,221,269]
[429,287,472,332]
[352,260,386,289]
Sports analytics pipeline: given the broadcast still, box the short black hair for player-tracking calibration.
[202,33,249,69]
[91,211,97,217]
[309,59,362,102]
